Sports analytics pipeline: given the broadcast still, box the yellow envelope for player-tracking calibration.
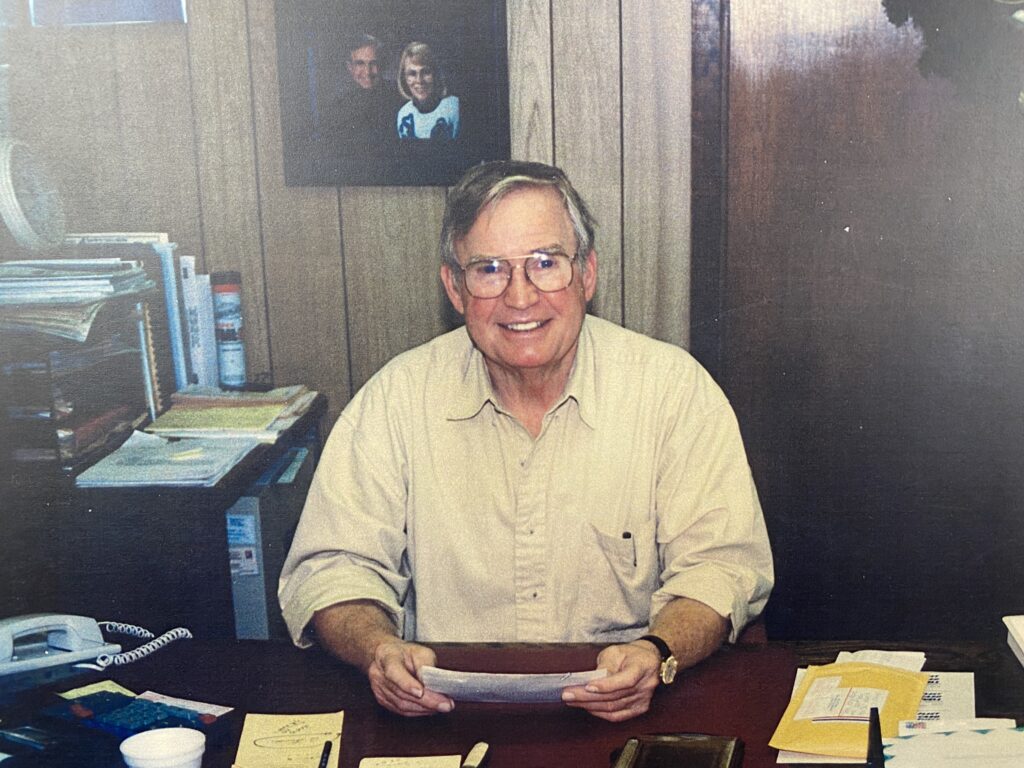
[770,662,929,759]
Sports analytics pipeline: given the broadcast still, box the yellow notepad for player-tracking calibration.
[232,710,343,768]
[769,662,929,759]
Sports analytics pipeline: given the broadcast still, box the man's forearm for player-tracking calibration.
[647,596,729,669]
[312,600,402,673]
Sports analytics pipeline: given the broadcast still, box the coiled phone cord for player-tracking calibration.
[93,621,193,668]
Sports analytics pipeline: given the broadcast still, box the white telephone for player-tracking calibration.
[0,614,121,677]
[0,613,192,679]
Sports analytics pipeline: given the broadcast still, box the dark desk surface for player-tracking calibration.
[88,638,1024,768]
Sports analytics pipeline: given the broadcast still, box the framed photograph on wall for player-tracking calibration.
[275,0,510,187]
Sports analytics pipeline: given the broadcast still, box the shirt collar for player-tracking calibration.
[445,317,598,429]
[445,329,495,421]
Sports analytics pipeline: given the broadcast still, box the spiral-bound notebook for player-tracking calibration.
[611,733,744,768]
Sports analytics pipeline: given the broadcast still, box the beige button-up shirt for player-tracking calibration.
[279,315,773,646]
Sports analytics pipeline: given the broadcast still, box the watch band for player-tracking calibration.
[637,634,672,661]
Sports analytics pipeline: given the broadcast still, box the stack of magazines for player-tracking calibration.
[0,258,154,303]
[0,258,155,341]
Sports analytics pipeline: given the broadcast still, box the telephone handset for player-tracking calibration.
[0,613,192,679]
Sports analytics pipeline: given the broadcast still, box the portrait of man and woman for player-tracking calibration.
[275,1,508,187]
[331,35,460,145]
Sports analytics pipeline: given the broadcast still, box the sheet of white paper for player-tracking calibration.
[898,718,1017,737]
[884,727,1024,767]
[359,757,460,768]
[137,690,234,717]
[419,665,607,703]
[835,650,926,671]
[908,672,974,724]
[776,751,862,765]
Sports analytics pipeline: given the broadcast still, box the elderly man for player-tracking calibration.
[279,160,773,722]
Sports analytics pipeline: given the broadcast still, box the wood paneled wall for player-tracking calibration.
[2,1,693,425]
[723,0,1024,640]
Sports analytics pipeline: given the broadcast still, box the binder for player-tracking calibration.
[179,256,219,387]
[153,243,188,389]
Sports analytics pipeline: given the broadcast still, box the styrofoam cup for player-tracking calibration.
[119,728,206,768]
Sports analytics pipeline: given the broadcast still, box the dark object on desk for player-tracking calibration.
[866,707,884,768]
[611,733,744,768]
[40,691,223,742]
[0,717,119,768]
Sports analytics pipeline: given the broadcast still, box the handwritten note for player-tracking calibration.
[232,711,343,768]
[359,758,461,768]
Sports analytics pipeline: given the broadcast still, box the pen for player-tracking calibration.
[866,707,883,768]
[318,739,332,768]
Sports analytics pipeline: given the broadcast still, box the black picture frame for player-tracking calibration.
[274,0,510,187]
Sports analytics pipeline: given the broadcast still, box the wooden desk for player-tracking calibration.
[98,638,1024,768]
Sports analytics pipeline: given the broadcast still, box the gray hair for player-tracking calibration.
[439,161,597,272]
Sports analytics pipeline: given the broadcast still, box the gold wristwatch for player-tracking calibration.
[638,634,678,685]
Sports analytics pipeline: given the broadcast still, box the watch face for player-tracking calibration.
[660,656,679,685]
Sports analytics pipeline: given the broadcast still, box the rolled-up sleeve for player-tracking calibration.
[278,380,411,647]
[651,399,774,643]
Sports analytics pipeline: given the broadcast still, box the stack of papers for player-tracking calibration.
[883,726,1024,767]
[170,384,308,408]
[772,649,1003,764]
[0,259,154,305]
[0,258,156,341]
[0,300,106,341]
[771,657,929,761]
[75,431,259,487]
[145,389,317,443]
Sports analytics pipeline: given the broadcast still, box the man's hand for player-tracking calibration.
[367,638,455,717]
[559,598,729,722]
[312,601,454,718]
[560,640,661,722]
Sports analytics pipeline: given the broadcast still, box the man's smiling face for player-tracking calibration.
[442,186,597,382]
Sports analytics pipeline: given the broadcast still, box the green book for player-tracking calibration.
[147,404,283,433]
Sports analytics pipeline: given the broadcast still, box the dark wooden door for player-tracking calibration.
[716,0,1024,639]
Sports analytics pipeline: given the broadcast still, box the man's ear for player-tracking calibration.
[441,264,466,315]
[582,250,598,303]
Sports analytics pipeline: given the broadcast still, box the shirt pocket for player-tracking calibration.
[577,519,659,639]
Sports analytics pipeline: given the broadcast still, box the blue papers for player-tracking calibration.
[75,430,259,487]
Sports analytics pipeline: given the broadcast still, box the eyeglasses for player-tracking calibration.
[455,252,577,299]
